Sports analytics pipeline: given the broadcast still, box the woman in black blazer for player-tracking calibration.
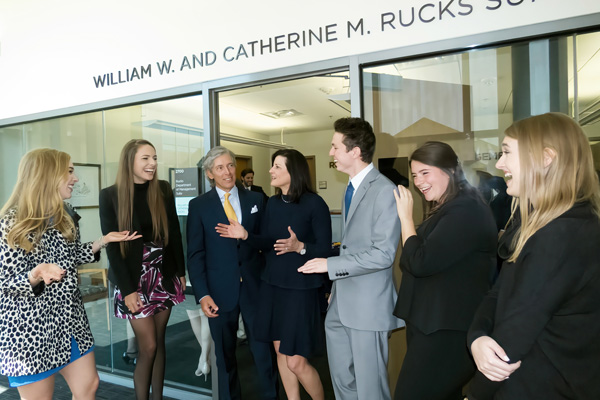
[467,113,600,399]
[99,139,186,400]
[393,141,497,400]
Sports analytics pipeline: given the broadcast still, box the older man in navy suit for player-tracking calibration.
[187,146,277,400]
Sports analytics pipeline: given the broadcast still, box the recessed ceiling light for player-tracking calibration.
[260,109,303,119]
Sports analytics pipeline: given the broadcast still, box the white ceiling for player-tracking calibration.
[219,73,352,136]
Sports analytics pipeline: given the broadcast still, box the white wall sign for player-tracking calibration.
[0,0,599,122]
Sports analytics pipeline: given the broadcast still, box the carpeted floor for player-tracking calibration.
[95,317,335,399]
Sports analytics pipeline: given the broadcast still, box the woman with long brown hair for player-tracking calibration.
[0,148,137,399]
[467,113,600,399]
[393,141,497,400]
[99,139,186,400]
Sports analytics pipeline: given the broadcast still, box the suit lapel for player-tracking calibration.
[208,188,228,223]
[345,168,380,227]
[238,188,251,227]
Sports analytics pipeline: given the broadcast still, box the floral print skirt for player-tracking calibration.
[114,241,185,319]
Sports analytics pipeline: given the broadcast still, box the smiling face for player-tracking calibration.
[207,153,236,191]
[496,135,520,197]
[59,162,78,200]
[411,160,450,203]
[132,144,157,184]
[269,155,291,194]
[329,132,358,176]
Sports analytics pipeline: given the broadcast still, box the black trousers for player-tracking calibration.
[394,324,475,400]
[208,298,278,400]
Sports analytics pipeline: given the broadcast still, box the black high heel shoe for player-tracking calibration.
[122,351,137,365]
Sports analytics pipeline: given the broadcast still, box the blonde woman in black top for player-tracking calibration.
[468,113,600,399]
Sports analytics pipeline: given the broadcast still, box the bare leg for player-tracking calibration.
[286,354,324,400]
[16,374,55,400]
[60,351,99,400]
[274,341,301,400]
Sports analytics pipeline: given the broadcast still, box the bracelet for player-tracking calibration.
[27,270,43,282]
[98,236,108,249]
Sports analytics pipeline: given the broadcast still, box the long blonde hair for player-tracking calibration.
[1,148,75,252]
[507,112,600,262]
[115,139,168,257]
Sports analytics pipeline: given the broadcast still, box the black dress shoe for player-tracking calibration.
[122,351,137,365]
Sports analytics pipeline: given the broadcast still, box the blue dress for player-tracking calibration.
[248,192,332,358]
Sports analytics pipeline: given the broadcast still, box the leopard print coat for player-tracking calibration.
[0,207,96,377]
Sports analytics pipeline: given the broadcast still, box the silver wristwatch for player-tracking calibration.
[299,244,307,255]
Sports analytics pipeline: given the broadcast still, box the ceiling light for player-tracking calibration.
[260,109,303,119]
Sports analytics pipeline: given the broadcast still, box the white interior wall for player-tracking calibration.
[219,125,273,194]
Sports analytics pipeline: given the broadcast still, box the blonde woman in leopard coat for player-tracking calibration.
[0,148,138,400]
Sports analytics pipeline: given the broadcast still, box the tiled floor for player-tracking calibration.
[0,290,207,399]
[0,288,334,399]
[0,373,165,400]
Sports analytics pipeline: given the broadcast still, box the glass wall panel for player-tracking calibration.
[218,72,351,243]
[0,95,209,397]
[574,32,600,169]
[102,95,209,395]
[363,37,581,227]
[362,36,588,393]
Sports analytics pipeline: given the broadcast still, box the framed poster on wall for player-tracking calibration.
[70,163,101,208]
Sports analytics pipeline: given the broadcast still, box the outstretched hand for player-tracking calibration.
[298,258,327,274]
[215,219,248,240]
[274,226,303,255]
[105,230,142,243]
[471,336,522,381]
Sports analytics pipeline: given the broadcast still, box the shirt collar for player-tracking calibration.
[215,185,239,200]
[349,163,374,191]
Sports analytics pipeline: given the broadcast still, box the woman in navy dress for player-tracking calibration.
[217,149,331,400]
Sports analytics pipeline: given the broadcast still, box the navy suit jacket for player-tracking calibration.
[187,187,265,312]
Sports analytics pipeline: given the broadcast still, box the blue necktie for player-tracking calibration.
[344,181,354,220]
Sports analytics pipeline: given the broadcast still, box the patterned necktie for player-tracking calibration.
[344,181,354,219]
[224,192,238,222]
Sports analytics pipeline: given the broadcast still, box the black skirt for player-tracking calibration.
[254,281,324,358]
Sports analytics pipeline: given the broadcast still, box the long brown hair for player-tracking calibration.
[506,112,600,262]
[115,139,168,257]
[1,148,75,252]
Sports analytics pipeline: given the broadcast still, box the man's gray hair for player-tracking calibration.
[202,146,236,186]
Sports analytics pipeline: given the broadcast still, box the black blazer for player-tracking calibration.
[394,191,497,334]
[249,184,269,202]
[467,202,600,400]
[99,180,185,296]
[186,187,265,312]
